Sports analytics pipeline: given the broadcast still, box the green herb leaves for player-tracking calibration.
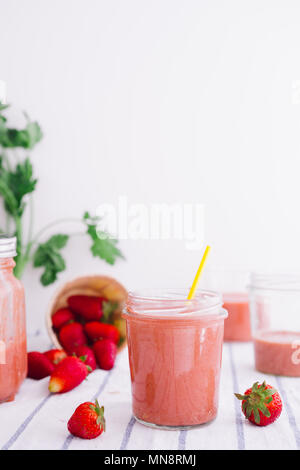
[0,103,9,112]
[0,103,40,219]
[32,213,124,286]
[0,157,37,217]
[33,234,69,286]
[0,103,43,149]
[0,101,124,286]
[83,212,124,265]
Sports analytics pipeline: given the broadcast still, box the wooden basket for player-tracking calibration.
[46,275,128,352]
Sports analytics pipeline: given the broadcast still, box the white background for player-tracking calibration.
[1,0,300,330]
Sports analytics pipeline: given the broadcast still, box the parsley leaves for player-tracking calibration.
[33,234,69,286]
[83,211,124,265]
[0,102,124,285]
[32,212,124,286]
[0,117,42,149]
[0,158,37,217]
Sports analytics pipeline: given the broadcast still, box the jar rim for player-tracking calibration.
[249,272,300,292]
[124,288,227,320]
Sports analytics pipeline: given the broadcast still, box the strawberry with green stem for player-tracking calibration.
[73,345,97,372]
[67,399,106,439]
[235,380,282,426]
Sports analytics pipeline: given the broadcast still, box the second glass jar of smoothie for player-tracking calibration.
[123,289,227,429]
[249,273,300,377]
[202,268,251,342]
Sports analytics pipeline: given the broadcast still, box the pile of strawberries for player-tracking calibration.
[26,295,284,439]
[27,294,121,394]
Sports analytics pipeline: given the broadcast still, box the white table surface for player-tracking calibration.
[1,331,300,451]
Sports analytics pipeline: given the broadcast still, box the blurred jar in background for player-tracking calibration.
[202,268,251,342]
[249,273,300,377]
[0,236,27,403]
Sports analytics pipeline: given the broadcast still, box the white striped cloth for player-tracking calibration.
[0,331,300,450]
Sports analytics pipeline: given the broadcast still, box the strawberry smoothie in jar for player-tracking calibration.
[0,236,27,403]
[123,289,227,429]
[249,273,300,377]
[202,269,251,342]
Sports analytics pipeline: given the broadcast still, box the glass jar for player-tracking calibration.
[202,268,251,341]
[249,273,300,377]
[123,289,227,429]
[0,236,27,402]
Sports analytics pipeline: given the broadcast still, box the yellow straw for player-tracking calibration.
[187,245,211,300]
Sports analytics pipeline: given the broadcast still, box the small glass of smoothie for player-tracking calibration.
[249,273,300,377]
[123,289,227,429]
[202,268,251,342]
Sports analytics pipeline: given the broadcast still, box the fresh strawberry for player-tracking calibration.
[93,339,117,370]
[73,345,97,373]
[44,349,67,366]
[84,321,120,345]
[27,352,55,380]
[59,322,87,354]
[67,399,105,439]
[52,308,75,330]
[67,295,105,321]
[235,380,282,426]
[49,356,90,393]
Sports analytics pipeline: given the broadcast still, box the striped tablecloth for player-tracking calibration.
[1,332,300,451]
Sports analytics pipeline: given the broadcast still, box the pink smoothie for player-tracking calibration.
[223,293,251,342]
[254,331,300,377]
[0,340,27,402]
[0,258,27,403]
[125,315,224,427]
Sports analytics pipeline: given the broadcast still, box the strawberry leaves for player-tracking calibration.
[235,381,277,425]
[94,400,106,431]
[77,355,92,372]
[89,400,106,429]
[33,234,69,286]
[83,211,124,265]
